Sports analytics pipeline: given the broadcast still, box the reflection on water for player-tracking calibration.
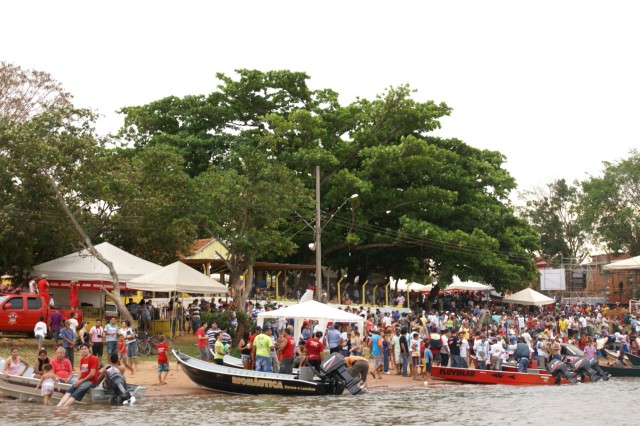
[1,379,638,426]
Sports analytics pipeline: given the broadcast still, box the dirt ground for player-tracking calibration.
[124,359,431,397]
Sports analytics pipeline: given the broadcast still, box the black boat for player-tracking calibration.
[600,364,640,377]
[173,350,364,396]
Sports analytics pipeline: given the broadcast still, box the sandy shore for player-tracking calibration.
[118,359,431,397]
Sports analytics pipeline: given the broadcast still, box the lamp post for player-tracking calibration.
[312,165,358,302]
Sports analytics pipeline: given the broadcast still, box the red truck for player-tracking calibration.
[0,293,81,335]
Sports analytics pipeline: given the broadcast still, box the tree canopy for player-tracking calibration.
[581,150,640,255]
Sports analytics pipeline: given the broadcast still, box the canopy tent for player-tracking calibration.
[256,300,364,346]
[32,242,162,282]
[503,288,555,306]
[603,255,640,271]
[446,276,493,292]
[127,261,228,294]
[391,278,433,292]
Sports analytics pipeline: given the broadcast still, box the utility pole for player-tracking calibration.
[315,165,322,302]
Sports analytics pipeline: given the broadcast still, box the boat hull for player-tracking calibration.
[600,364,640,377]
[174,351,344,396]
[431,366,558,385]
[625,352,640,367]
[0,374,147,404]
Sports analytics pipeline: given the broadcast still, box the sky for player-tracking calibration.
[2,1,639,193]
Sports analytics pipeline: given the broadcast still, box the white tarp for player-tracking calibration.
[603,255,640,271]
[391,278,433,292]
[446,276,493,291]
[256,300,364,346]
[127,261,228,294]
[32,242,162,282]
[503,287,555,306]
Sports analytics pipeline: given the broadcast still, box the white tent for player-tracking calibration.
[256,300,364,346]
[127,261,228,294]
[33,242,162,282]
[603,255,640,271]
[446,276,493,291]
[392,278,433,292]
[503,288,555,306]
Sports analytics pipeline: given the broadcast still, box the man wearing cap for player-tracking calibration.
[37,274,50,306]
[305,331,325,370]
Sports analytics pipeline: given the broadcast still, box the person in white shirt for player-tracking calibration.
[459,336,470,368]
[68,313,79,336]
[489,337,505,370]
[34,316,48,348]
[29,276,38,294]
[382,313,392,328]
[474,334,490,369]
[520,329,532,347]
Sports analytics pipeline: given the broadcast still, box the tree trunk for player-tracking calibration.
[45,172,134,325]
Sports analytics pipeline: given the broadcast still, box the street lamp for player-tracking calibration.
[312,165,358,302]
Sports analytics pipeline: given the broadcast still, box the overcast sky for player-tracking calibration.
[3,1,638,193]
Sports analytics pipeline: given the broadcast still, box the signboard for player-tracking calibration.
[540,268,566,291]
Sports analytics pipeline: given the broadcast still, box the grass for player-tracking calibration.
[0,334,202,363]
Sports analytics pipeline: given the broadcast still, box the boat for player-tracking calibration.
[0,360,147,404]
[600,364,640,377]
[221,354,301,375]
[624,352,640,366]
[431,366,563,385]
[173,350,364,396]
[604,349,640,366]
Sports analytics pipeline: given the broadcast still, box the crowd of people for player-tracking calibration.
[227,291,640,383]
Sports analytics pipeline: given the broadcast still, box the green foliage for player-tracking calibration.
[519,179,588,263]
[581,150,640,254]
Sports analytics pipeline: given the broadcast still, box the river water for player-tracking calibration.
[1,378,637,425]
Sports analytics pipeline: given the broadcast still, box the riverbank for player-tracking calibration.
[109,359,431,397]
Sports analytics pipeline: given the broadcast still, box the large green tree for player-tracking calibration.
[519,179,589,265]
[581,150,640,255]
[119,70,539,294]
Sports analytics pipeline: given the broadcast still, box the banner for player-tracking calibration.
[540,268,566,291]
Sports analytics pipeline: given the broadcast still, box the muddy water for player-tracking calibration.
[1,378,638,425]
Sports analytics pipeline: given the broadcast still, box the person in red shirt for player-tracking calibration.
[305,331,325,370]
[278,326,295,374]
[197,324,208,360]
[50,347,74,383]
[69,280,79,309]
[57,344,98,406]
[156,335,170,385]
[37,274,50,306]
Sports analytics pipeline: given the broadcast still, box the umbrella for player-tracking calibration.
[603,255,640,271]
[503,288,554,306]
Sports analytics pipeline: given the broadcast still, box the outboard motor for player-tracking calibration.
[104,365,134,404]
[588,358,609,381]
[318,353,365,395]
[572,357,600,382]
[548,359,577,384]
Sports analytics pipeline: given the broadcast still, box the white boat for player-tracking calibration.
[0,359,147,404]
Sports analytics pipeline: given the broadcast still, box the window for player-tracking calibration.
[27,297,42,310]
[5,297,23,310]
